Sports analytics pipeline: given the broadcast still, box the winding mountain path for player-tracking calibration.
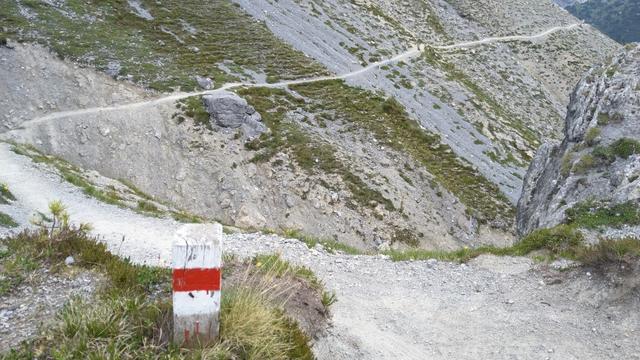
[432,23,582,50]
[0,141,636,360]
[13,23,581,129]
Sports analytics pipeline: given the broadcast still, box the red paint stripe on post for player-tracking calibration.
[173,268,221,292]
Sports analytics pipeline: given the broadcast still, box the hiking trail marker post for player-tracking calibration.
[172,223,222,346]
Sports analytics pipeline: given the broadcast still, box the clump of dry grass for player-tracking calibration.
[219,269,306,359]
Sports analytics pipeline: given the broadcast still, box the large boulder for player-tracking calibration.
[202,91,267,138]
[517,45,640,235]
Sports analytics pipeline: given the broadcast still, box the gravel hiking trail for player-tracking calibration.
[11,23,581,131]
[1,142,637,360]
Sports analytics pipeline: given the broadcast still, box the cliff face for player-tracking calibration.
[517,44,640,235]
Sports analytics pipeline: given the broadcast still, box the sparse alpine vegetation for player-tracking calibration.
[1,0,328,91]
[385,222,640,270]
[1,202,325,359]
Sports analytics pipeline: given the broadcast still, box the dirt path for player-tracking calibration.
[1,142,637,360]
[11,24,580,130]
[432,23,582,50]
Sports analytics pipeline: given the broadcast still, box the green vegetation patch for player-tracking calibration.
[380,200,640,266]
[10,143,204,223]
[609,138,640,159]
[589,137,640,165]
[577,237,640,267]
[584,127,601,146]
[567,0,640,44]
[176,96,211,129]
[565,200,640,229]
[386,223,640,269]
[288,80,514,224]
[0,212,18,229]
[253,254,321,289]
[282,228,362,255]
[2,0,328,92]
[572,153,596,174]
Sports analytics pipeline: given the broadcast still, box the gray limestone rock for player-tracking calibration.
[195,76,213,90]
[202,92,266,138]
[517,45,640,235]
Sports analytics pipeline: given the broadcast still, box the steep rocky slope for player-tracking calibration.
[234,0,619,196]
[0,0,619,250]
[518,44,640,236]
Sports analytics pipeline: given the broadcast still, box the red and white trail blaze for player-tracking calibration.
[171,224,223,345]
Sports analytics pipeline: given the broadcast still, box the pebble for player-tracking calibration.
[64,256,75,266]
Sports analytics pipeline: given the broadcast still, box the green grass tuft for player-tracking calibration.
[252,254,322,291]
[177,96,211,129]
[584,127,601,146]
[572,153,596,174]
[0,212,18,229]
[577,237,640,267]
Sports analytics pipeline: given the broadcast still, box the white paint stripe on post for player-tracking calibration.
[172,223,222,345]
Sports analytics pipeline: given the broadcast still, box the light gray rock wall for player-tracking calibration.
[517,44,640,235]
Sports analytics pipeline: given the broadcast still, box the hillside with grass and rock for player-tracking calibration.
[1,0,639,359]
[0,0,620,252]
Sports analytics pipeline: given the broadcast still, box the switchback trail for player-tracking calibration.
[12,23,581,129]
[0,142,636,360]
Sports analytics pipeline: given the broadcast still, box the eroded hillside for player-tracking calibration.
[0,0,619,250]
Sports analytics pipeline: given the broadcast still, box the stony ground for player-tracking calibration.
[1,142,638,359]
[0,269,99,353]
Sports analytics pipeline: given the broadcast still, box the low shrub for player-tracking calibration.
[610,138,640,159]
[584,127,601,146]
[577,237,640,268]
[572,154,596,174]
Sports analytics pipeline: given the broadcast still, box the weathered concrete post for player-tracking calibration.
[172,223,222,346]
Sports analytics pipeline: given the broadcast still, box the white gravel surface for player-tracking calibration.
[1,142,638,359]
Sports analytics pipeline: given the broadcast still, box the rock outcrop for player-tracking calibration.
[203,92,266,138]
[517,44,640,235]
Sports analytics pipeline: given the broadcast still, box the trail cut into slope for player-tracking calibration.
[12,24,580,130]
